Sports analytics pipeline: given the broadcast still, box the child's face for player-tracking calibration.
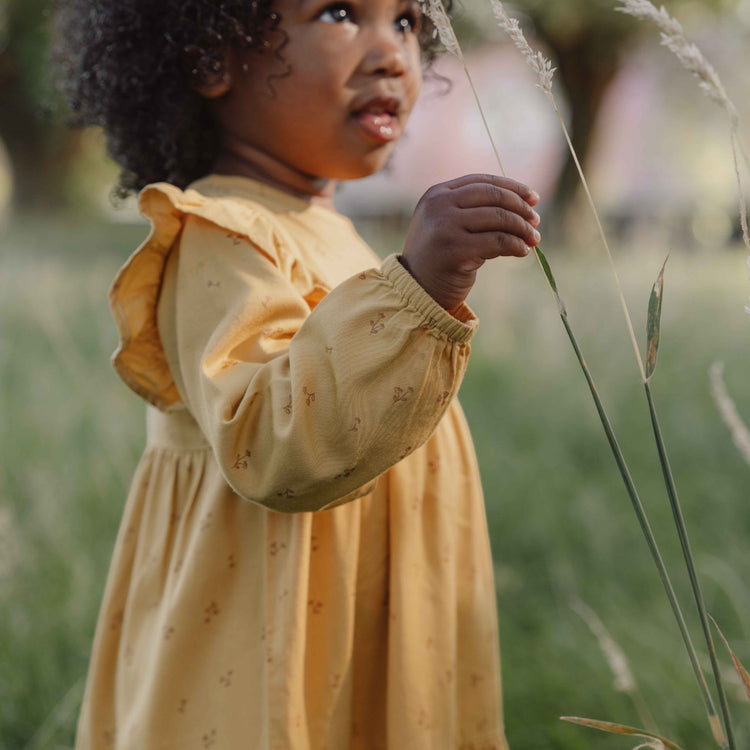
[211,0,424,190]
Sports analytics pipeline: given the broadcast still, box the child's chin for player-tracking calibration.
[333,153,393,181]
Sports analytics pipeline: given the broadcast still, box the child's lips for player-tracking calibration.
[351,96,402,143]
[353,110,400,143]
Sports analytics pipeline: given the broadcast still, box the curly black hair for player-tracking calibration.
[54,0,448,196]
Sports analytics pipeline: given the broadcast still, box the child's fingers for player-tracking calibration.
[462,207,541,248]
[467,229,536,259]
[443,173,540,205]
[452,183,541,227]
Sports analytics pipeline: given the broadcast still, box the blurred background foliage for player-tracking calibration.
[0,0,744,220]
[493,0,736,221]
[1,0,749,749]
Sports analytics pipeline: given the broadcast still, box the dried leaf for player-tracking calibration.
[709,714,728,749]
[560,717,685,750]
[710,615,750,703]
[645,257,668,381]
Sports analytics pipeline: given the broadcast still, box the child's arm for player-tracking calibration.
[401,174,541,312]
[154,213,476,514]
[114,175,537,514]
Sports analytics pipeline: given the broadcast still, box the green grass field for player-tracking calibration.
[1,215,749,749]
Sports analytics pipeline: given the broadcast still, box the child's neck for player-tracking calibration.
[213,143,337,210]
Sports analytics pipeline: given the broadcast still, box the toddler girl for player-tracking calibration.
[56,0,541,747]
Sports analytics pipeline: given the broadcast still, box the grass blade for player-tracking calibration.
[560,717,685,750]
[534,246,566,315]
[548,290,719,737]
[645,257,668,381]
[710,615,750,703]
[644,382,732,748]
[429,5,730,741]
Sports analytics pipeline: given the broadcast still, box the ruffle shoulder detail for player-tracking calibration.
[109,182,282,411]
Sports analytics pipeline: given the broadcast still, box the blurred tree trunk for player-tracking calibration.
[0,0,78,212]
[541,29,622,233]
[507,0,725,238]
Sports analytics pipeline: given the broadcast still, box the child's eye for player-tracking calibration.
[318,3,354,23]
[395,8,421,33]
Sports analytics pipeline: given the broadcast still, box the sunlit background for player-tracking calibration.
[1,0,749,748]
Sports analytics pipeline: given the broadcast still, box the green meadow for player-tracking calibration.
[1,215,749,749]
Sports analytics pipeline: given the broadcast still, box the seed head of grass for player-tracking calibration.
[616,0,738,126]
[571,597,637,694]
[489,0,555,96]
[709,361,750,466]
[617,0,749,312]
[423,0,461,59]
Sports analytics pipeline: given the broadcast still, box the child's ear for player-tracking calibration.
[193,70,232,100]
[183,45,233,99]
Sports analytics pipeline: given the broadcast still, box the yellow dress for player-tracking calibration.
[75,175,508,750]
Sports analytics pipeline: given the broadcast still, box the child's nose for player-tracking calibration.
[360,26,408,77]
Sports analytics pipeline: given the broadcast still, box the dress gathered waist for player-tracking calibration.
[146,405,209,450]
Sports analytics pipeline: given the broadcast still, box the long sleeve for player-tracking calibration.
[156,216,477,512]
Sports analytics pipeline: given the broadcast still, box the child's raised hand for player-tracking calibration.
[401,174,541,313]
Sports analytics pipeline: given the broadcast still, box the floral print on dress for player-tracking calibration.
[219,670,234,687]
[469,673,485,688]
[232,450,252,470]
[369,313,386,334]
[392,386,414,403]
[203,601,220,624]
[268,541,287,556]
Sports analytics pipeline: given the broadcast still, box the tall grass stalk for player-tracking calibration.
[425,0,505,174]
[22,678,85,750]
[421,0,723,738]
[488,2,740,744]
[644,379,734,748]
[571,597,658,733]
[556,303,721,744]
[614,3,749,743]
[488,0,645,382]
[709,362,750,466]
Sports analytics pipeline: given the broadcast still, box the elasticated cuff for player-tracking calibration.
[380,254,478,344]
